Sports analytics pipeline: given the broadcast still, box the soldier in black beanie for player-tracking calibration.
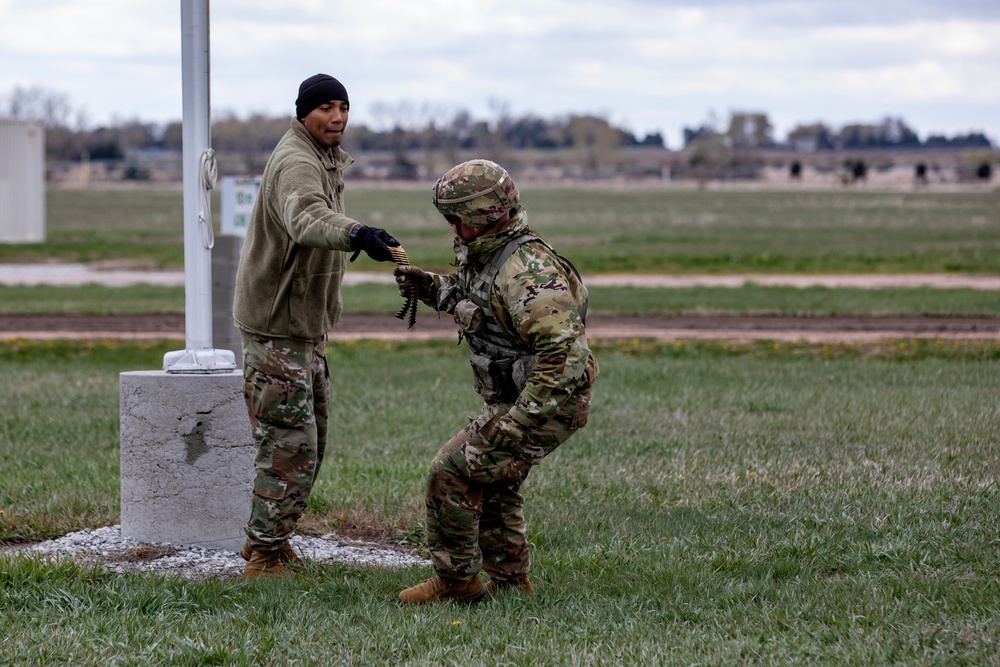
[233,73,403,578]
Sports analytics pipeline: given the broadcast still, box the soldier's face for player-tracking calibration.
[446,213,510,242]
[447,217,484,242]
[302,100,349,149]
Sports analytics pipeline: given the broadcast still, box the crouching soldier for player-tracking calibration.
[395,159,598,604]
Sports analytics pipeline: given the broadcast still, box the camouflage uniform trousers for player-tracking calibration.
[241,330,330,552]
[425,387,591,583]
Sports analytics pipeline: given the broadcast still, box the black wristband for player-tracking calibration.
[349,224,366,249]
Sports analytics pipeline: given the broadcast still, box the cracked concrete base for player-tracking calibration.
[120,370,253,551]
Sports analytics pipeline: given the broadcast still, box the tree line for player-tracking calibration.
[1,85,993,166]
[688,112,992,152]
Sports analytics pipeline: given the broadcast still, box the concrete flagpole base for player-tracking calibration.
[120,370,253,552]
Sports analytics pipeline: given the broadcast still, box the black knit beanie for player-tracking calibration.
[295,74,349,119]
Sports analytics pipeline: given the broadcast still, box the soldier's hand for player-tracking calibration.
[393,265,436,301]
[349,225,400,262]
[484,415,525,450]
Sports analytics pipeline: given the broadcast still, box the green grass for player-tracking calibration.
[2,183,999,664]
[1,186,998,274]
[2,339,1000,664]
[2,283,999,317]
[0,284,187,314]
[587,284,1000,316]
[0,187,187,268]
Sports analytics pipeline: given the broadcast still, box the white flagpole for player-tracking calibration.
[164,0,235,373]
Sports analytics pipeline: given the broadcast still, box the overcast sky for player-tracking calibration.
[2,0,998,148]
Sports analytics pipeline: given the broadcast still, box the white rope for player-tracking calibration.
[198,149,217,249]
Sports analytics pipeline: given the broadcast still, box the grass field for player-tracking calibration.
[1,186,998,274]
[2,186,999,664]
[3,282,1000,318]
[3,185,997,320]
[2,339,999,665]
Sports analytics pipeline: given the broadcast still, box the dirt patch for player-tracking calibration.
[105,544,180,563]
[1,312,185,334]
[2,312,998,342]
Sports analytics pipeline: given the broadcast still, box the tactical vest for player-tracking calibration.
[456,233,587,404]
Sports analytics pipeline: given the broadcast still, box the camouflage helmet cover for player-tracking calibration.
[432,159,520,228]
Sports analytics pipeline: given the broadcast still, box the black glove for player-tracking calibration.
[349,225,400,262]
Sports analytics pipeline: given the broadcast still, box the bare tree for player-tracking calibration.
[1,85,85,130]
[211,112,288,172]
[566,114,620,172]
[726,111,774,149]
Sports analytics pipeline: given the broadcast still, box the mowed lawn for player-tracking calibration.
[1,185,998,664]
[1,184,999,320]
[0,185,997,275]
[1,339,999,665]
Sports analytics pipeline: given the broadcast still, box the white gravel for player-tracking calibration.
[15,525,427,579]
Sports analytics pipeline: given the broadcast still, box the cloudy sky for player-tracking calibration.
[2,0,998,148]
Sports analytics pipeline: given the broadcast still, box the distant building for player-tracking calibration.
[0,118,45,243]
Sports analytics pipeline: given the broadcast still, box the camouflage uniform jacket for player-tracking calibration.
[233,119,361,341]
[435,211,598,430]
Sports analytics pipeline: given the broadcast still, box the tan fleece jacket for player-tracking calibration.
[233,119,360,340]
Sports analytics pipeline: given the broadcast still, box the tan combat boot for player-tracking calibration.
[398,574,486,605]
[485,575,533,595]
[241,545,302,580]
[239,540,304,567]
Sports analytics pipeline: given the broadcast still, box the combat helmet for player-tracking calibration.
[432,159,520,228]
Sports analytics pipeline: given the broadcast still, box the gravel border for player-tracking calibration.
[11,525,427,579]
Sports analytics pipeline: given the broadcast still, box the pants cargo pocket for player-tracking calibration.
[245,368,308,429]
[253,474,288,501]
[562,390,591,431]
